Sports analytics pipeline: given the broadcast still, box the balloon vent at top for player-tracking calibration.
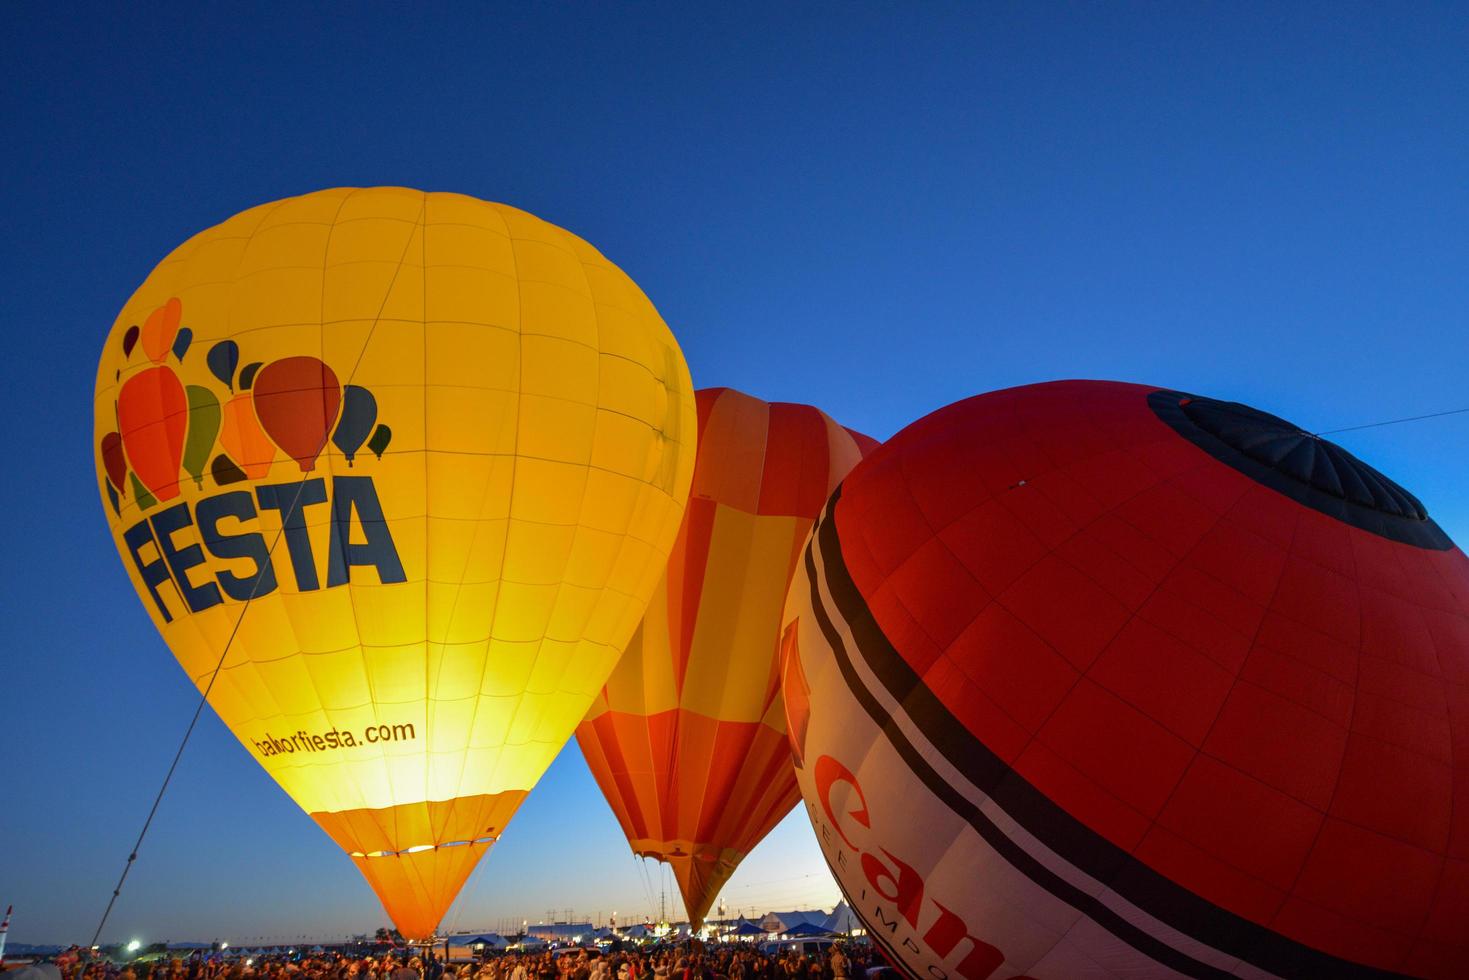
[1150,390,1447,548]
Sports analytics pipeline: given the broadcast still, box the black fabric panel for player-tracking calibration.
[1148,390,1452,550]
[809,491,1410,980]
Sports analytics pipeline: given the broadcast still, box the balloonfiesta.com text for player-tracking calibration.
[249,722,416,758]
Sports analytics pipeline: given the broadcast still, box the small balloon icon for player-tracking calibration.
[367,424,393,460]
[220,393,276,480]
[172,327,194,362]
[210,454,248,486]
[122,325,140,359]
[183,386,222,489]
[129,472,158,511]
[140,297,182,364]
[99,431,127,494]
[252,357,343,473]
[239,361,263,391]
[117,365,187,503]
[332,385,378,466]
[207,340,240,391]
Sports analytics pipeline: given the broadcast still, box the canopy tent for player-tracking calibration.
[461,936,506,948]
[783,922,834,938]
[726,921,768,937]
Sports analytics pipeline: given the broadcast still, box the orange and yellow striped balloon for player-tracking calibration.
[577,387,878,928]
[94,187,697,938]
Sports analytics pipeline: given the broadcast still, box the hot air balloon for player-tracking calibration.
[94,187,698,940]
[782,380,1469,979]
[578,387,879,930]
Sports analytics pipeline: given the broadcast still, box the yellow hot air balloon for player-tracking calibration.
[93,187,697,939]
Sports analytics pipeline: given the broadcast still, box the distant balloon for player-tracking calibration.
[367,424,392,460]
[219,393,276,480]
[117,365,187,501]
[182,386,222,488]
[139,298,182,364]
[579,387,880,930]
[172,327,194,362]
[207,340,240,390]
[332,385,378,466]
[782,380,1469,979]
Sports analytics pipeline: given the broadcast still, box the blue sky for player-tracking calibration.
[4,2,1467,945]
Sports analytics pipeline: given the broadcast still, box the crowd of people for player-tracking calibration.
[51,942,890,980]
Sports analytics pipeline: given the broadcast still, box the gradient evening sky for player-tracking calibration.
[4,1,1468,946]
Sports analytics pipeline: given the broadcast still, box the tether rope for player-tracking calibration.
[1315,406,1469,437]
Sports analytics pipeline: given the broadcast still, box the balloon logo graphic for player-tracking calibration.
[210,454,247,486]
[238,361,263,391]
[207,340,239,390]
[99,431,127,494]
[219,393,275,480]
[172,327,194,362]
[93,187,698,939]
[117,365,187,502]
[782,380,1469,979]
[128,472,157,511]
[367,424,392,460]
[251,356,342,473]
[182,386,222,489]
[332,385,378,466]
[122,325,140,359]
[139,297,182,364]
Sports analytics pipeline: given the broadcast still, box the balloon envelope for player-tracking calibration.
[578,387,879,928]
[94,187,698,939]
[782,380,1469,978]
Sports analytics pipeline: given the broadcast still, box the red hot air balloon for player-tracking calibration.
[782,380,1469,979]
[252,356,342,472]
[117,365,188,502]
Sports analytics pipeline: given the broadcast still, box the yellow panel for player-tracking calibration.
[681,509,801,720]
